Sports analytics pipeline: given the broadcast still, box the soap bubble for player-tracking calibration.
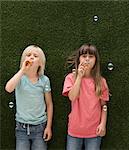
[107,62,114,71]
[93,15,99,22]
[9,101,14,108]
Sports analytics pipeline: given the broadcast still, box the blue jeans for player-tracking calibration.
[67,134,101,150]
[15,121,47,150]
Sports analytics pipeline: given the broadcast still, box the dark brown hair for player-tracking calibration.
[67,43,102,97]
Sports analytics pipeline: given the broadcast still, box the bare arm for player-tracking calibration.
[43,91,53,141]
[100,101,107,127]
[5,60,32,93]
[5,69,24,93]
[68,63,85,101]
[96,101,108,137]
[68,76,82,101]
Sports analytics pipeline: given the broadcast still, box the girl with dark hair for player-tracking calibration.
[62,44,109,150]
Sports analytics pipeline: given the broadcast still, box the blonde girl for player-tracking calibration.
[5,45,53,150]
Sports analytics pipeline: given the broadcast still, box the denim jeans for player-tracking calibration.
[15,121,47,150]
[66,134,101,150]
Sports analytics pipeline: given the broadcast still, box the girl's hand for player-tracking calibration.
[96,124,106,137]
[78,63,85,78]
[21,60,32,73]
[83,61,90,71]
[43,126,52,141]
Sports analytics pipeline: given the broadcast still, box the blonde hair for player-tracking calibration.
[20,45,46,76]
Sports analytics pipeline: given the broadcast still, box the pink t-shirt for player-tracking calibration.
[62,73,109,138]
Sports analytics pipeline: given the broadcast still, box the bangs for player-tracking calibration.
[24,49,32,55]
[24,47,38,55]
[23,46,44,59]
[79,45,96,56]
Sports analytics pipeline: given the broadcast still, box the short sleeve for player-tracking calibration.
[44,77,51,93]
[16,80,21,90]
[15,76,23,90]
[62,73,74,97]
[100,78,109,101]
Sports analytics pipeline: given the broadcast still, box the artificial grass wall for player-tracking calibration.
[1,1,129,150]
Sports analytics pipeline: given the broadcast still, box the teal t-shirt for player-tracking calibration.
[15,75,51,125]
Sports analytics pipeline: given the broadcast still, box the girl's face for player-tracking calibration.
[79,53,96,71]
[25,50,41,68]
